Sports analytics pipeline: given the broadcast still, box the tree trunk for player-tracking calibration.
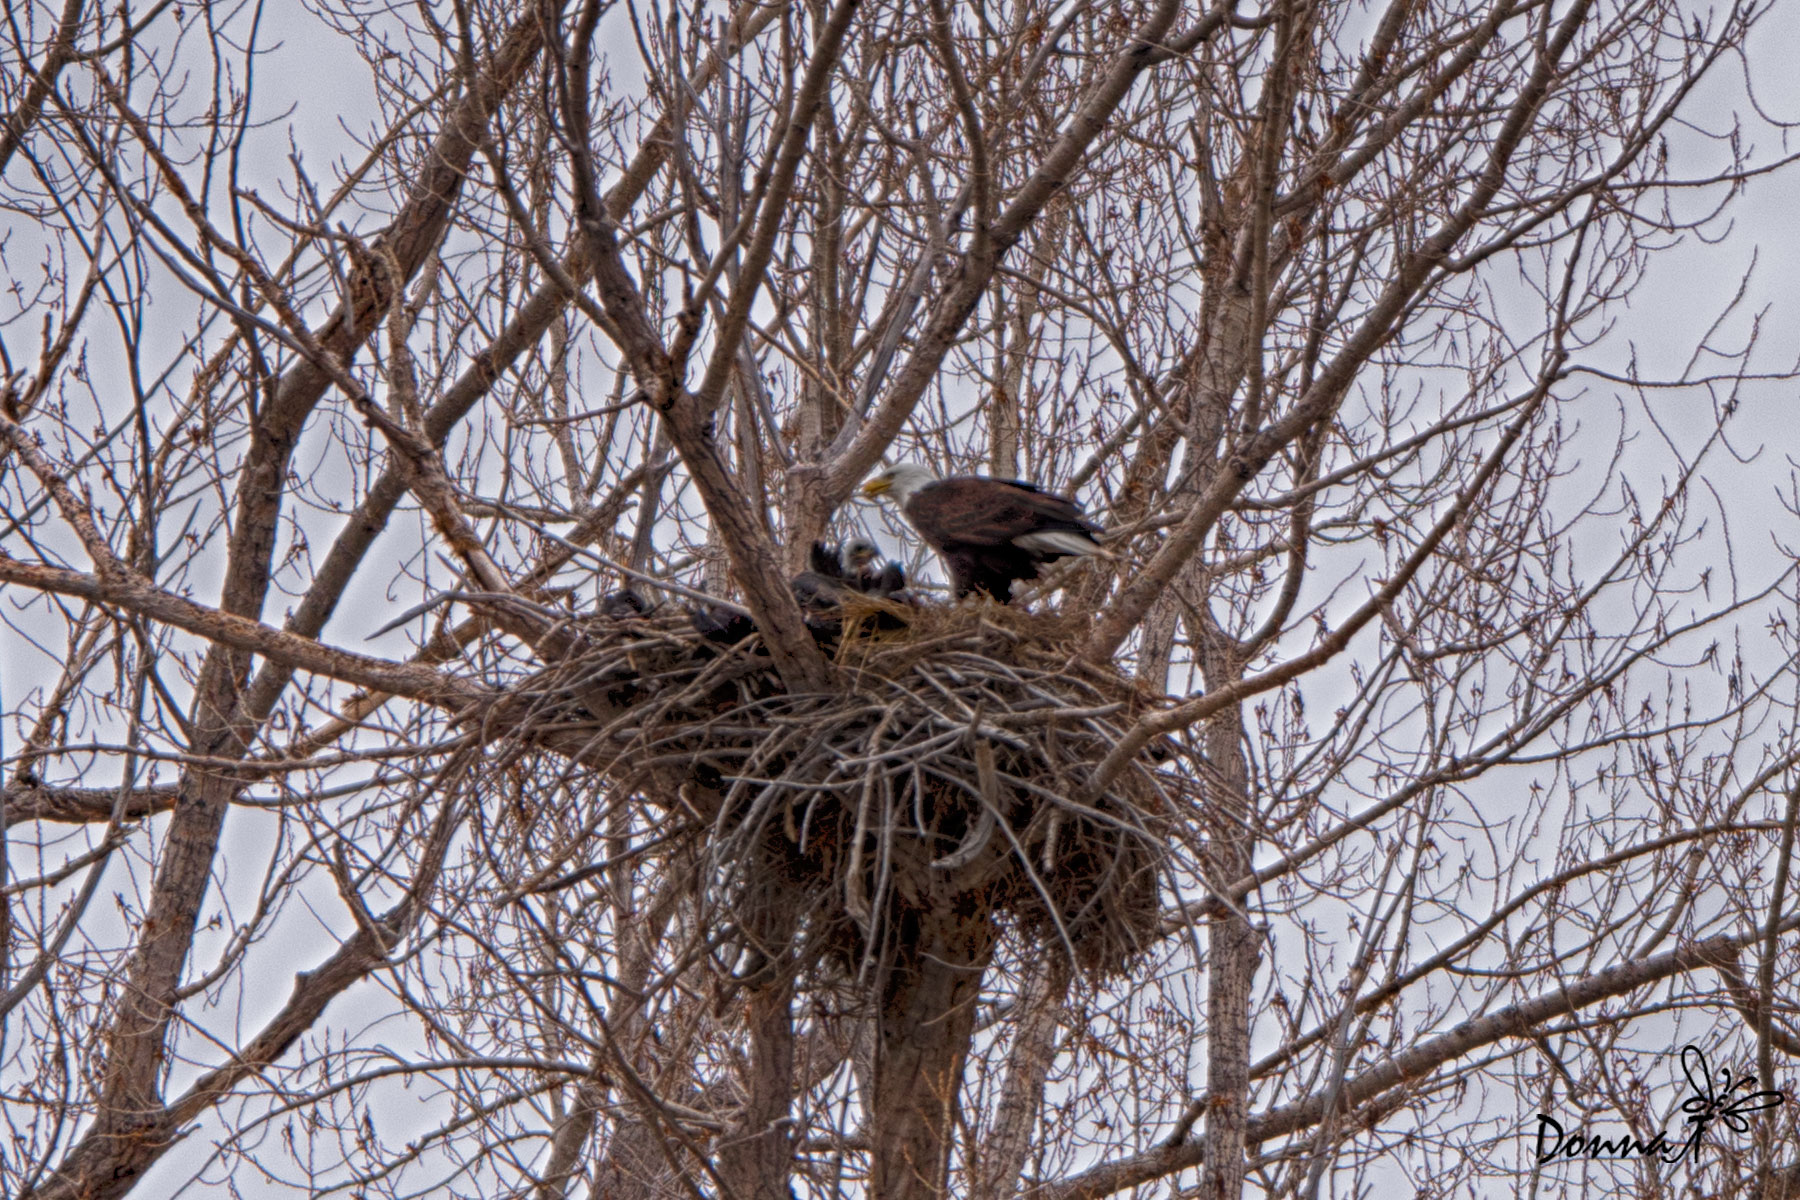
[1196,629,1258,1200]
[718,977,796,1200]
[871,905,995,1200]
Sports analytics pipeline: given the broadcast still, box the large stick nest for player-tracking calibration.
[494,598,1190,976]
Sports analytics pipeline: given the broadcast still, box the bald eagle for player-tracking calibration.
[861,462,1103,602]
[807,538,908,598]
[842,537,907,597]
[600,588,654,620]
[690,539,914,647]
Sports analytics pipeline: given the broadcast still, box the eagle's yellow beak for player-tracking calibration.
[860,476,891,499]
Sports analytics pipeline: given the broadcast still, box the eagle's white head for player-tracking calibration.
[860,462,937,507]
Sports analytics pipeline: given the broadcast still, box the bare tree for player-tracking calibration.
[2,0,1798,1198]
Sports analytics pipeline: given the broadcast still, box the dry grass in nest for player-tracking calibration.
[504,599,1189,977]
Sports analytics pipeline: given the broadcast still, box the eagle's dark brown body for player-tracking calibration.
[864,464,1104,602]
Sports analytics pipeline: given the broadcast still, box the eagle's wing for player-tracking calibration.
[810,541,845,578]
[906,477,1099,548]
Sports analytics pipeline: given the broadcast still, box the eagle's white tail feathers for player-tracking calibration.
[1015,530,1102,557]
